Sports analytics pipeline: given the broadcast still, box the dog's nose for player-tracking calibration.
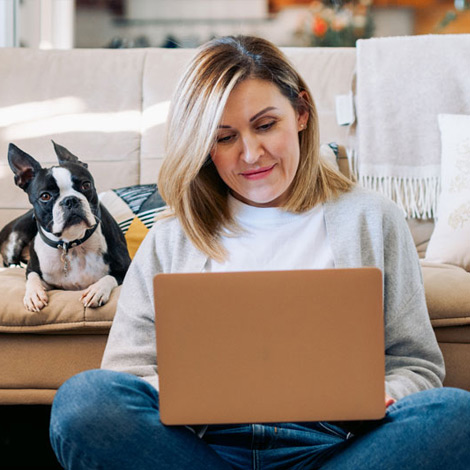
[60,196,80,209]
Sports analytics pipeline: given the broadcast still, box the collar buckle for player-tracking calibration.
[58,242,70,255]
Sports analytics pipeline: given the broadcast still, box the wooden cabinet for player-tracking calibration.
[414,2,470,34]
[269,0,311,13]
[373,0,439,7]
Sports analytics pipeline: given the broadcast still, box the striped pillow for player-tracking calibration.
[99,184,166,258]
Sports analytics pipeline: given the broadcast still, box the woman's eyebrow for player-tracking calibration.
[250,106,277,122]
[218,106,278,128]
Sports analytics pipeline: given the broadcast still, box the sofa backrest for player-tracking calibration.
[0,47,356,229]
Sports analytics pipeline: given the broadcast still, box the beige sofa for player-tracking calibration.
[0,45,469,406]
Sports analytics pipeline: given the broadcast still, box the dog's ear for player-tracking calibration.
[52,141,88,168]
[8,143,42,191]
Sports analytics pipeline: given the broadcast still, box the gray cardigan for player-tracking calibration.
[101,186,445,400]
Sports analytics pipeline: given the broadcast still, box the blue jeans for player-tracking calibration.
[49,369,470,469]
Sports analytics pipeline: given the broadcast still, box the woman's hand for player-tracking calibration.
[386,394,397,408]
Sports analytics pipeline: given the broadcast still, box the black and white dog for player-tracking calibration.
[0,142,131,312]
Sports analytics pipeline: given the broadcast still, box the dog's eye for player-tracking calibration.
[40,192,51,202]
[81,181,91,191]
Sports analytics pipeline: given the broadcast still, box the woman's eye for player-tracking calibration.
[81,181,91,191]
[258,121,275,131]
[217,135,234,144]
[40,192,51,202]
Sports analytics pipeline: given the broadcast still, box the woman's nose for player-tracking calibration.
[240,134,262,164]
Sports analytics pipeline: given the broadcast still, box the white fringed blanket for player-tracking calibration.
[355,34,470,219]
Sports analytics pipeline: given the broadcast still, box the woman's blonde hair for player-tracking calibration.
[158,35,353,261]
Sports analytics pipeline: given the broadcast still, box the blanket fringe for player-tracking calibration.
[346,147,358,181]
[359,174,440,219]
[342,149,439,219]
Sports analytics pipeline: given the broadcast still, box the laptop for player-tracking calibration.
[153,267,385,426]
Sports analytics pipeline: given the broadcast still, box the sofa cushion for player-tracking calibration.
[421,261,470,327]
[0,267,118,334]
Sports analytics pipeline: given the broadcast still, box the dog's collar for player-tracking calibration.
[37,221,99,254]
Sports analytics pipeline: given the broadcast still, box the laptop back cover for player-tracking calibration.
[154,268,385,425]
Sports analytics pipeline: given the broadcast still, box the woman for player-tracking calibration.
[50,36,470,470]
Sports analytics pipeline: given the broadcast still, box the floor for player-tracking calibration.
[0,405,62,469]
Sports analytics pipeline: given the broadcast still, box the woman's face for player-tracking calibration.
[210,78,309,208]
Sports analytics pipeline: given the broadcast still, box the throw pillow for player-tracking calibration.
[99,184,167,258]
[425,114,470,271]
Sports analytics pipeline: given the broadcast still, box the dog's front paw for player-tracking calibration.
[24,285,49,312]
[80,275,117,308]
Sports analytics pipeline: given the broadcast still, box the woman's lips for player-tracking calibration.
[240,164,275,181]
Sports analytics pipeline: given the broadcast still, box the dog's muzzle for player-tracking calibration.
[53,195,96,237]
[60,196,81,210]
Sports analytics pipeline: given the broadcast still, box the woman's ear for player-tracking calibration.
[297,91,310,130]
